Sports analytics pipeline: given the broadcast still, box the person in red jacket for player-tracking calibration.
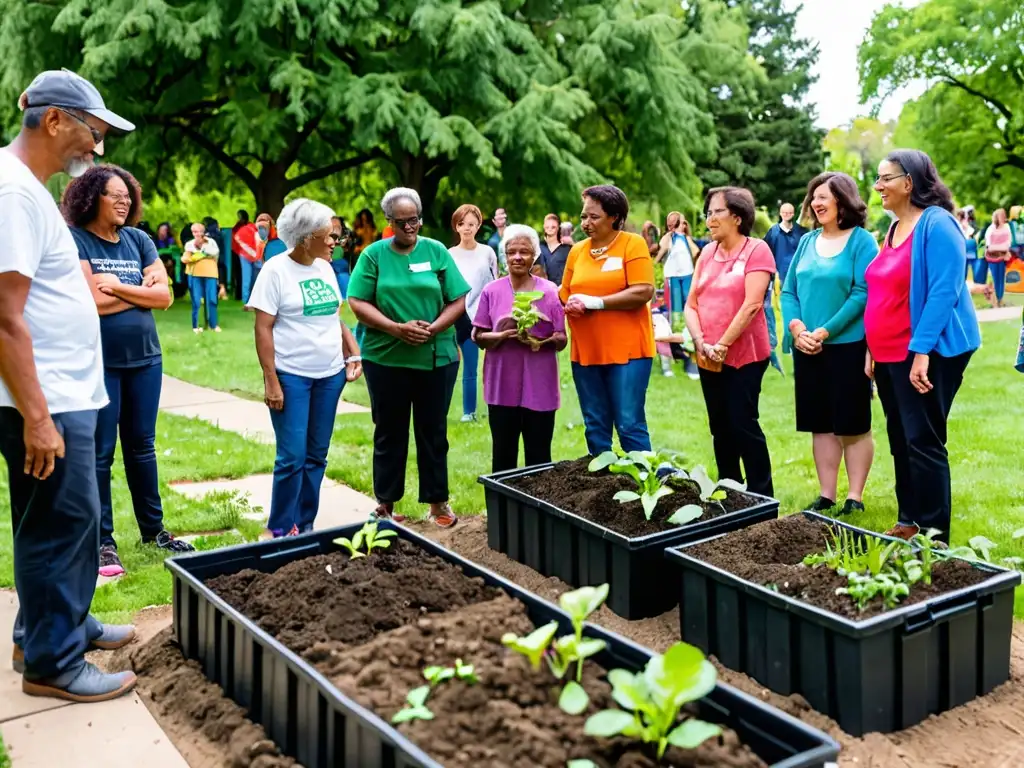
[233,214,259,304]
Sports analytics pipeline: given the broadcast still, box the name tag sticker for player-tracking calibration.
[601,257,623,272]
[409,262,432,273]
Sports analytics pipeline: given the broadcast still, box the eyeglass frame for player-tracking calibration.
[704,207,733,222]
[390,216,422,231]
[52,106,104,146]
[874,172,908,185]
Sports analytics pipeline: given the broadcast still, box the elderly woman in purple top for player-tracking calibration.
[472,224,567,472]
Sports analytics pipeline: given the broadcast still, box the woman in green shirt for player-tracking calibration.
[347,188,470,528]
[782,172,879,517]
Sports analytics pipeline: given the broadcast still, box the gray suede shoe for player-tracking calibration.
[22,662,137,703]
[13,623,135,674]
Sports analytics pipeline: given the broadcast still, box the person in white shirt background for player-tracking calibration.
[247,198,362,538]
[0,69,138,703]
[182,222,222,333]
[448,203,498,422]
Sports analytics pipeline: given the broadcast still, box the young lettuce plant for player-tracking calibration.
[589,450,675,520]
[391,685,433,724]
[333,521,397,559]
[502,621,559,671]
[584,642,722,758]
[512,290,545,334]
[683,466,745,509]
[550,585,609,715]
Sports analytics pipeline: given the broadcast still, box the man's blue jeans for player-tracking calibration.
[240,258,263,305]
[1,408,104,680]
[571,358,653,455]
[190,275,219,329]
[96,359,164,548]
[267,370,346,534]
[460,337,479,416]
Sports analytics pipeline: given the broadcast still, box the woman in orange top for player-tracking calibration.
[560,185,656,454]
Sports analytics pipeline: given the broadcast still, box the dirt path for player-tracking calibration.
[412,516,1024,768]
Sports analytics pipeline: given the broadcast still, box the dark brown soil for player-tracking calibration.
[684,515,995,619]
[206,538,767,768]
[505,457,765,538]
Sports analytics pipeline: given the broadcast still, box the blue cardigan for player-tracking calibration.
[907,207,980,357]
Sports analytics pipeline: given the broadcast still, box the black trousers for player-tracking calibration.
[874,351,971,541]
[698,358,773,497]
[363,361,459,504]
[488,405,556,473]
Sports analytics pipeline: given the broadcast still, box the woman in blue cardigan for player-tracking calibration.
[865,150,980,543]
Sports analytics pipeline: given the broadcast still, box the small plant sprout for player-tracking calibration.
[584,642,722,758]
[684,466,746,508]
[555,585,610,682]
[512,290,545,334]
[333,521,397,558]
[422,665,455,687]
[667,505,704,526]
[391,685,434,724]
[502,621,559,671]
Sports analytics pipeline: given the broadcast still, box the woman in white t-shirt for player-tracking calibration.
[247,199,362,537]
[448,204,498,422]
[656,211,698,315]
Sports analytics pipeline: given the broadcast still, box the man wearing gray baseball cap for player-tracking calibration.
[0,69,138,702]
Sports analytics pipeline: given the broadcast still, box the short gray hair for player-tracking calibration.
[277,198,335,248]
[380,187,422,219]
[501,224,540,256]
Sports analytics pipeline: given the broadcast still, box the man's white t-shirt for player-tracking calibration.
[0,149,107,414]
[246,252,345,378]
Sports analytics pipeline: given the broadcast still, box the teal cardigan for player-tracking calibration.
[780,227,878,351]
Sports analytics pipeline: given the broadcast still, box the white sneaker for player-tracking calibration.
[460,414,476,423]
[193,327,203,334]
[212,327,222,333]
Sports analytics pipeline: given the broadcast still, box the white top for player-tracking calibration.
[449,244,498,320]
[814,229,854,258]
[183,237,220,257]
[0,149,107,414]
[246,252,345,378]
[663,233,695,279]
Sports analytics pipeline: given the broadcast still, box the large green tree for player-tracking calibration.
[859,0,1024,208]
[695,0,825,210]
[823,117,894,203]
[0,0,735,223]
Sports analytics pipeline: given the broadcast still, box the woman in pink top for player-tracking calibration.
[684,187,776,497]
[982,208,1012,307]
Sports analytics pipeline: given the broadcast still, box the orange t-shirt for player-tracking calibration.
[559,231,655,365]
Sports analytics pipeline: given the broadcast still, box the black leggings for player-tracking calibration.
[488,405,556,473]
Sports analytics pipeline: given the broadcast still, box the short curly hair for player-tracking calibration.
[61,165,143,228]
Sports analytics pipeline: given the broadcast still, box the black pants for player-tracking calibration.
[874,351,971,541]
[488,405,556,473]
[698,359,773,497]
[363,361,459,504]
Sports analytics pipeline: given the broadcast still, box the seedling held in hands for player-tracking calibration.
[584,642,722,758]
[512,290,545,334]
[333,521,397,559]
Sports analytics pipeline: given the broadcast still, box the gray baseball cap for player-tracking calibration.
[22,69,135,132]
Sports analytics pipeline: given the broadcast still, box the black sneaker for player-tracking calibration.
[804,496,836,513]
[144,530,196,553]
[837,499,865,516]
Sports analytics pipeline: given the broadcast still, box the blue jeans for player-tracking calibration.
[571,358,653,455]
[1,408,104,680]
[460,337,479,416]
[666,276,691,313]
[331,259,350,300]
[240,258,262,304]
[986,260,1007,301]
[96,359,164,548]
[190,275,219,329]
[267,370,346,533]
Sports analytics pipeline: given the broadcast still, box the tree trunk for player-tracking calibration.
[254,161,290,219]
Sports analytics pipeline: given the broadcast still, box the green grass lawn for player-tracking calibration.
[0,733,9,768]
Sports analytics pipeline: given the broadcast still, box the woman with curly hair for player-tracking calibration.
[63,164,194,578]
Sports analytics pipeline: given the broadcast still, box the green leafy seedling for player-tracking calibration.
[334,526,367,559]
[333,521,397,558]
[687,465,745,505]
[559,680,590,715]
[454,658,477,684]
[502,621,558,670]
[968,535,997,562]
[554,585,609,684]
[423,665,455,687]
[667,504,704,526]
[391,685,434,724]
[585,642,722,758]
[588,450,620,472]
[512,290,545,334]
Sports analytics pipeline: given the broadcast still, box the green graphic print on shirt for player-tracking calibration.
[300,278,340,317]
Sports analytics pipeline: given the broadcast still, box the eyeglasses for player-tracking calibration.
[875,173,908,184]
[705,208,730,221]
[391,216,421,231]
[328,233,342,244]
[54,107,103,145]
[102,192,131,205]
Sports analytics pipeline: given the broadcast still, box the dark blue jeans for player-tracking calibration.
[267,370,346,533]
[1,408,104,679]
[96,359,165,548]
[190,275,219,329]
[460,336,479,416]
[571,358,653,455]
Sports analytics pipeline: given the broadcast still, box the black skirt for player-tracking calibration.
[792,339,872,436]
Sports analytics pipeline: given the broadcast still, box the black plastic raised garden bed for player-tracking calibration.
[665,511,1022,737]
[167,522,839,768]
[480,463,780,619]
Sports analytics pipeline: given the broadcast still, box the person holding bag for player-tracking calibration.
[685,186,776,497]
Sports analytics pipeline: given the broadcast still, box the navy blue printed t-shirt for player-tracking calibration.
[73,226,162,368]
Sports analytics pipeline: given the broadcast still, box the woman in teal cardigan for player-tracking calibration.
[782,172,879,518]
[866,150,980,544]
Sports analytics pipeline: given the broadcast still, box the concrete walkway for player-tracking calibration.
[977,305,1022,323]
[0,592,187,768]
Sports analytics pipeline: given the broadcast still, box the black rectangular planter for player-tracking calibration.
[167,522,839,768]
[480,463,780,619]
[665,511,1022,736]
